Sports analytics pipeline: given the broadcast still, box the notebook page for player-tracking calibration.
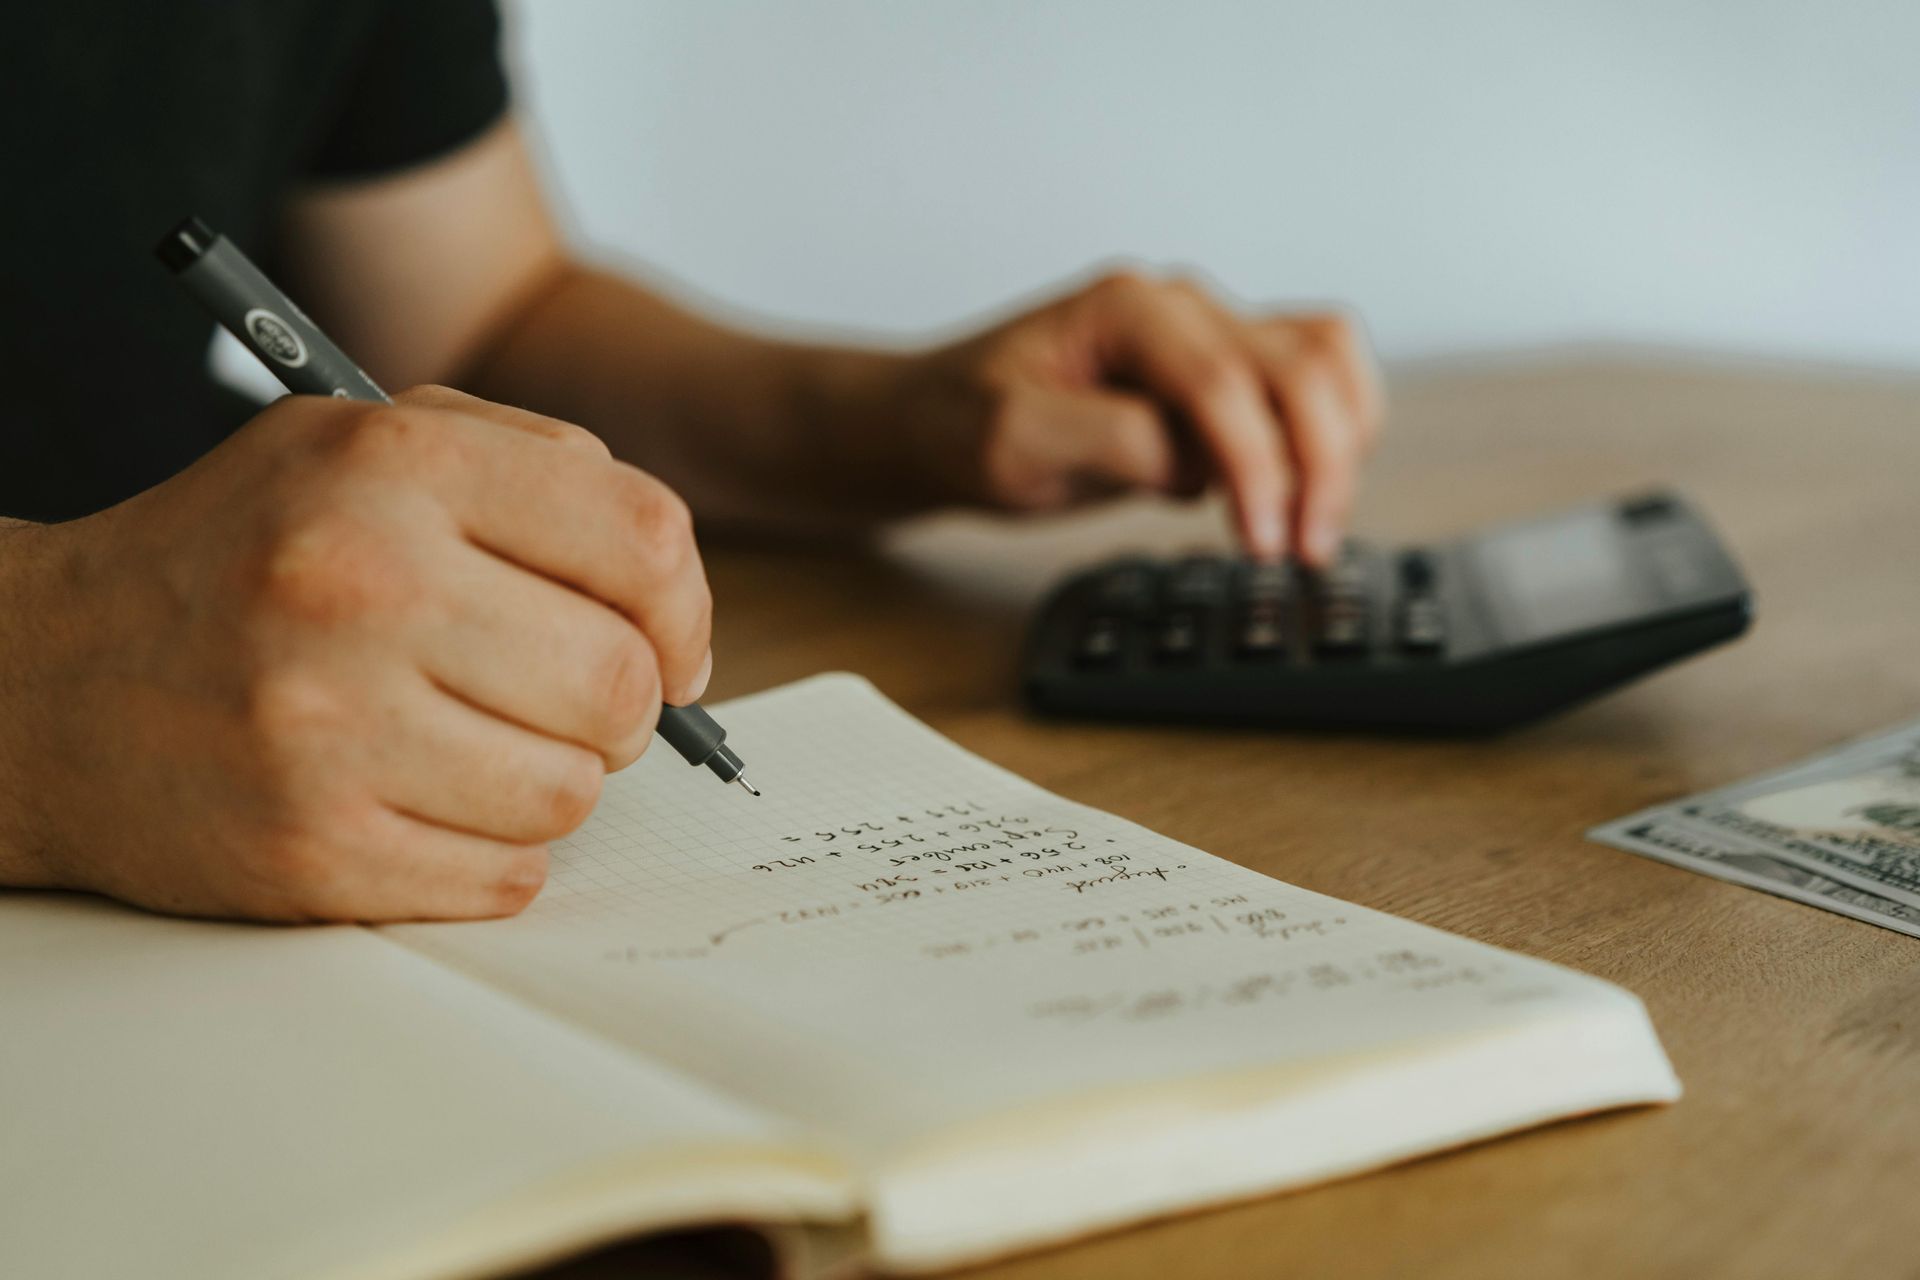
[388,674,1641,1160]
[0,895,851,1280]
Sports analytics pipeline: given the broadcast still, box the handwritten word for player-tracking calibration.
[914,896,1316,963]
[780,801,990,846]
[750,852,843,873]
[1027,950,1498,1024]
[887,824,1083,867]
[1064,864,1187,893]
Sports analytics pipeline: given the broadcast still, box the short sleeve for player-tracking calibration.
[302,0,510,181]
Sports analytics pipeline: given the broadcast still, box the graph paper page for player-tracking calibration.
[387,674,1625,1158]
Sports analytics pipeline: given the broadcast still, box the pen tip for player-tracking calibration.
[734,775,761,798]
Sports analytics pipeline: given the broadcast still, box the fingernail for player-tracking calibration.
[1307,521,1340,565]
[1250,509,1286,559]
[686,649,713,703]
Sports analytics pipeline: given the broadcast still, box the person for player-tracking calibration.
[0,1,1382,923]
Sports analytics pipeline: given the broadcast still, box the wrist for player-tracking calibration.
[0,518,85,889]
[785,342,980,512]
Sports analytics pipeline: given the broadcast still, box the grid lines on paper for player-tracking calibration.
[525,676,1112,963]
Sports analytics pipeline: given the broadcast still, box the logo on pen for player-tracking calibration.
[244,307,308,369]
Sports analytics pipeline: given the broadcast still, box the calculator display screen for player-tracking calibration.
[1470,512,1658,642]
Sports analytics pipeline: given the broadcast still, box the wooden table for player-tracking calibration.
[536,355,1920,1280]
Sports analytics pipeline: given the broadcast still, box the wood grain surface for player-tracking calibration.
[529,355,1920,1280]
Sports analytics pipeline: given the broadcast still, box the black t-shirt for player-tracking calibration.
[0,0,510,522]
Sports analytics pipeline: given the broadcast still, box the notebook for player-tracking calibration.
[0,674,1679,1279]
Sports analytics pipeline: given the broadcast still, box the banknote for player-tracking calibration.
[1589,812,1920,939]
[1679,729,1920,909]
[1589,716,1920,934]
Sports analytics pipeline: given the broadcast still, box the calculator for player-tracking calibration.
[1022,490,1753,732]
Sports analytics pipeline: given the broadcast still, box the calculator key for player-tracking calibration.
[1304,554,1368,603]
[1155,611,1204,662]
[1310,571,1366,602]
[1236,605,1287,658]
[1399,598,1446,654]
[1239,560,1293,603]
[1319,592,1371,630]
[1166,555,1231,606]
[1074,616,1126,667]
[1398,550,1436,592]
[1314,601,1369,655]
[1094,564,1157,615]
[1325,542,1370,591]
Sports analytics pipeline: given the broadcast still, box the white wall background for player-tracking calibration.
[506,1,1919,367]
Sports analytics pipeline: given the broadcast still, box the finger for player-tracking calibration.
[396,384,613,458]
[413,539,662,768]
[1083,275,1291,556]
[372,675,607,845]
[296,810,552,924]
[349,402,714,705]
[1271,313,1386,454]
[1248,326,1364,566]
[994,387,1179,507]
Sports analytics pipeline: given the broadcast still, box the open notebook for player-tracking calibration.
[0,674,1678,1280]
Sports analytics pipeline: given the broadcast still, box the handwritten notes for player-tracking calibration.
[388,675,1605,1151]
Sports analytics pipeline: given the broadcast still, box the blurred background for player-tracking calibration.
[504,0,1917,370]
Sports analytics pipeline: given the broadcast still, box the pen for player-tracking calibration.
[156,215,760,798]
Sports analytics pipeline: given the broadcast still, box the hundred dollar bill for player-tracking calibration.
[1590,716,1920,928]
[1589,812,1920,940]
[1678,729,1920,909]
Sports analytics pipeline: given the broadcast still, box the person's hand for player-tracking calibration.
[0,387,710,922]
[892,269,1384,563]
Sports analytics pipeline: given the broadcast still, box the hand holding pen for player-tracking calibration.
[0,219,746,925]
[159,217,757,797]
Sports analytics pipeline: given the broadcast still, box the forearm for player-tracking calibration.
[0,518,70,889]
[461,263,957,536]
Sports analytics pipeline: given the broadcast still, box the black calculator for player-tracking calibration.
[1023,490,1753,732]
